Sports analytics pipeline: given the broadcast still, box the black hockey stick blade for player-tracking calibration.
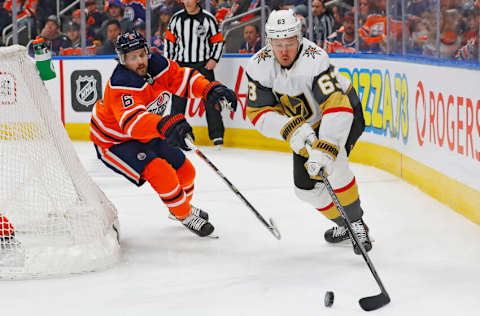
[268,218,281,240]
[359,293,390,311]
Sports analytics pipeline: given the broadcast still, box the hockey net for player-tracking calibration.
[0,45,120,279]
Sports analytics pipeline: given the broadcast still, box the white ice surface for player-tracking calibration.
[1,142,480,315]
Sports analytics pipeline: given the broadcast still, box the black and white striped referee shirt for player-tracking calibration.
[164,9,224,63]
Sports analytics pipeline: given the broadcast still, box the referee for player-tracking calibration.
[164,0,226,147]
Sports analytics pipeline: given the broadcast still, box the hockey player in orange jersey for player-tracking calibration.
[90,31,237,237]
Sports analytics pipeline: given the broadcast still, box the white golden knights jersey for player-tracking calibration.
[246,38,364,155]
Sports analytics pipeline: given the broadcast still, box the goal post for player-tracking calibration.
[0,45,120,279]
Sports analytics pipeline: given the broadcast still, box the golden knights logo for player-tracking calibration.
[275,92,313,120]
[303,45,322,59]
[255,48,272,63]
[71,70,102,112]
[147,91,171,116]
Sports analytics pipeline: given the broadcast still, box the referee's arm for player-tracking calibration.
[164,15,178,60]
[207,15,224,63]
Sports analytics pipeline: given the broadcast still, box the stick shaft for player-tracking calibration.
[185,139,281,239]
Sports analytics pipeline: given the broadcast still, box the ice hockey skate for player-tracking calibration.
[181,211,215,237]
[324,225,350,244]
[349,219,372,255]
[169,205,209,221]
[325,219,372,254]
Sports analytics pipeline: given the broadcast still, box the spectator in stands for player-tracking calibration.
[97,0,133,42]
[358,0,371,26]
[159,0,183,15]
[122,0,146,22]
[97,19,121,55]
[438,9,462,58]
[358,0,407,53]
[312,0,335,48]
[71,9,98,43]
[85,0,107,35]
[226,0,253,21]
[324,12,368,53]
[407,0,429,19]
[38,15,71,56]
[460,5,478,45]
[155,6,173,38]
[133,17,146,37]
[455,37,478,61]
[292,0,308,17]
[60,21,96,56]
[35,0,56,36]
[151,7,173,53]
[409,19,429,55]
[133,17,163,54]
[238,24,261,53]
[1,0,38,38]
[330,4,342,31]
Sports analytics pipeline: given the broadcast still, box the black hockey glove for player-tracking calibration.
[205,83,238,112]
[157,114,194,151]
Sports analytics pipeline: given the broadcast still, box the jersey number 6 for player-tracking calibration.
[122,94,134,108]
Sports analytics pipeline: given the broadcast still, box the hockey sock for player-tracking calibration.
[316,177,362,226]
[142,158,191,219]
[176,158,195,204]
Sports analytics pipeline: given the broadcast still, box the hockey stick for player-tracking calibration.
[185,138,281,240]
[305,145,390,311]
[320,170,390,311]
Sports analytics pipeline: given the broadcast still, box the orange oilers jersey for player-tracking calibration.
[359,14,406,44]
[90,53,212,148]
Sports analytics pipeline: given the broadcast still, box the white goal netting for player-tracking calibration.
[0,45,120,279]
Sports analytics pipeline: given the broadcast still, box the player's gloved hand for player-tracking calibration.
[281,116,317,158]
[157,114,195,151]
[304,140,339,179]
[205,82,238,112]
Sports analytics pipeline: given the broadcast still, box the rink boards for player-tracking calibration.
[44,54,480,225]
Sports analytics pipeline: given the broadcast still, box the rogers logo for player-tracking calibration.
[414,80,480,161]
[415,81,426,146]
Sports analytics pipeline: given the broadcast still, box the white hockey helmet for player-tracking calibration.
[265,9,302,43]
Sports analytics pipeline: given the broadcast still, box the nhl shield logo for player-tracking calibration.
[196,25,206,38]
[71,70,102,112]
[76,75,97,107]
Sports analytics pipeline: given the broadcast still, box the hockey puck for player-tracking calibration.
[324,291,334,307]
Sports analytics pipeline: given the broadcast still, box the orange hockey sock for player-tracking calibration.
[142,158,191,219]
[176,158,195,203]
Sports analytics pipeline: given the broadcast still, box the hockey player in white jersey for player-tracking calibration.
[246,9,371,254]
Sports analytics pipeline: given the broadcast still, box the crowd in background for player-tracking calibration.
[0,0,479,61]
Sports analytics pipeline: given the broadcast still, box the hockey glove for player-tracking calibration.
[304,140,339,179]
[205,82,238,112]
[280,116,317,158]
[157,114,194,151]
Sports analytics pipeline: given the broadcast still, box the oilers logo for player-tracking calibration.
[146,91,172,116]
